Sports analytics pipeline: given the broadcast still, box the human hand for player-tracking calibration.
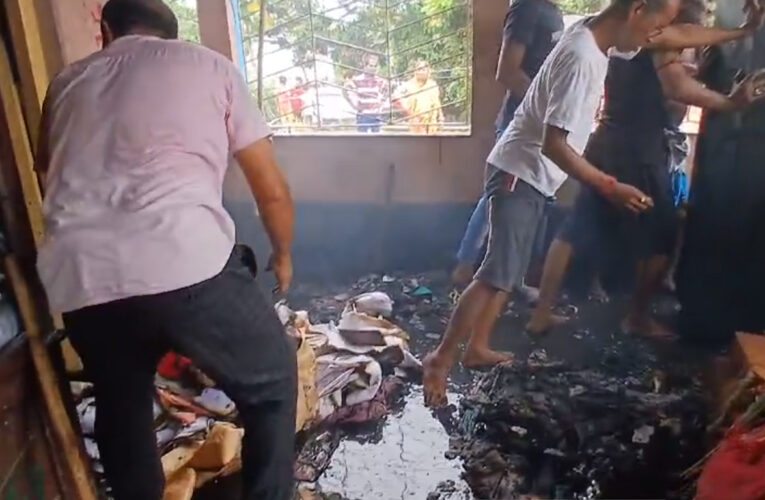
[729,71,765,109]
[267,252,293,296]
[742,0,765,32]
[606,183,654,214]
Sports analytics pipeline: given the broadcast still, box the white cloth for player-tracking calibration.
[314,53,335,83]
[487,19,609,197]
[37,36,271,313]
[315,353,383,418]
[346,291,394,318]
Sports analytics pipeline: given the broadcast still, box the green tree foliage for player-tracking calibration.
[233,0,604,128]
[238,0,471,124]
[558,0,604,14]
[166,0,201,43]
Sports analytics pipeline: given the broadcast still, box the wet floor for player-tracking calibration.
[316,386,469,499]
[311,279,718,499]
[195,271,720,500]
[289,273,474,499]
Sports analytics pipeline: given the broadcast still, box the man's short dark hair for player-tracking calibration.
[675,0,707,24]
[102,0,179,39]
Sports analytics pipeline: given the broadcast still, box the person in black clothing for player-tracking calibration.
[494,0,566,135]
[452,0,564,298]
[527,0,765,339]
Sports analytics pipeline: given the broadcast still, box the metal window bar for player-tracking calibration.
[263,76,468,128]
[314,0,380,18]
[261,36,313,57]
[390,97,467,125]
[386,0,434,12]
[307,0,323,126]
[389,51,465,80]
[387,4,468,34]
[239,4,307,30]
[383,0,392,126]
[249,43,465,83]
[244,40,388,82]
[253,4,450,57]
[237,0,472,135]
[390,29,466,58]
[242,0,384,40]
[312,36,387,58]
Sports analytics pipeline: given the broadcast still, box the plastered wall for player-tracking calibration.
[44,0,506,206]
[40,0,510,278]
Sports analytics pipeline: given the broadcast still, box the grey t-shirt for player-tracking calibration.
[495,0,564,133]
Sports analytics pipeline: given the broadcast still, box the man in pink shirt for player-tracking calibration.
[35,1,295,498]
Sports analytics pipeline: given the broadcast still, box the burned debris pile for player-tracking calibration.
[290,272,458,343]
[74,273,436,500]
[450,358,707,500]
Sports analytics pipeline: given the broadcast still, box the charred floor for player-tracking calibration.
[188,270,718,500]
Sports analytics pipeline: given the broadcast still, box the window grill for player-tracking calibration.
[236,0,473,135]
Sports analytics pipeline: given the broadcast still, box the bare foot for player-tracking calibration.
[621,316,677,341]
[423,352,450,408]
[462,347,514,370]
[451,263,473,287]
[525,312,570,338]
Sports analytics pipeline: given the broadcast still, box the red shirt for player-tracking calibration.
[289,87,307,114]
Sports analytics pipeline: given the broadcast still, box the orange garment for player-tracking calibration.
[276,88,292,123]
[400,78,444,134]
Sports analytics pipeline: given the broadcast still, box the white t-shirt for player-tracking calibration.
[487,19,609,197]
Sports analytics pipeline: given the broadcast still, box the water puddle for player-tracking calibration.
[318,388,469,499]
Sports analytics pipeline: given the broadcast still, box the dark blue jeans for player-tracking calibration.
[357,113,382,133]
[65,246,296,500]
[457,195,489,265]
[456,126,506,266]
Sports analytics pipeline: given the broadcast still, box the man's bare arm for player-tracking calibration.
[541,126,613,192]
[647,24,752,50]
[541,125,652,213]
[234,137,293,257]
[646,0,764,50]
[655,52,737,111]
[496,40,531,97]
[655,51,765,111]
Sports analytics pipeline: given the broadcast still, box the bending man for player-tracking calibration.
[35,1,296,498]
[452,0,564,301]
[527,0,765,339]
[424,0,765,407]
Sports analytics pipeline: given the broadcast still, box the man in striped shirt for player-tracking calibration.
[345,54,388,132]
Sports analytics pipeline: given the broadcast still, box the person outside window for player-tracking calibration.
[344,53,388,133]
[397,60,444,134]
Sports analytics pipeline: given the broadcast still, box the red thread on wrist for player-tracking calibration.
[600,175,617,195]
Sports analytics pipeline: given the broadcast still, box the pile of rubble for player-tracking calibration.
[449,356,707,499]
[290,272,458,340]
[73,282,425,500]
[278,291,421,429]
[72,363,246,497]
